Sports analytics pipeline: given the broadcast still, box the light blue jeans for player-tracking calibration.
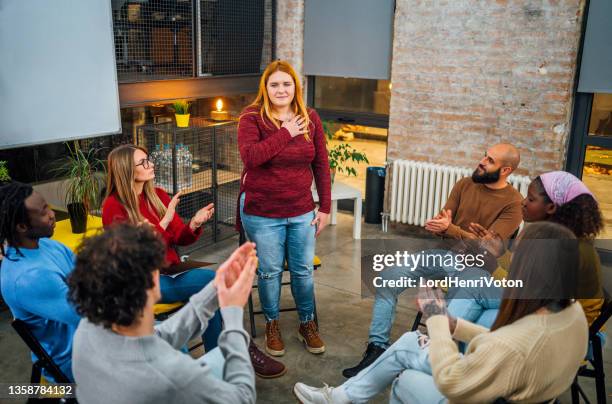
[369,249,460,348]
[159,269,223,352]
[342,331,445,404]
[446,268,502,329]
[240,193,316,322]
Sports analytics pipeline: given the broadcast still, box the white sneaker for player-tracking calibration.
[293,383,350,404]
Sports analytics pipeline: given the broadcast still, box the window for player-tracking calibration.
[309,76,391,127]
[589,93,612,137]
[314,77,390,115]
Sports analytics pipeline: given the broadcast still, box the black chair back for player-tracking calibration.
[11,319,71,384]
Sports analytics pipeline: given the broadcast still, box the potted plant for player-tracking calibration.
[172,100,191,127]
[322,121,369,184]
[0,161,11,184]
[54,142,105,233]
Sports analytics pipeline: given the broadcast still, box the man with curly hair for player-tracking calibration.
[0,182,78,381]
[69,223,258,404]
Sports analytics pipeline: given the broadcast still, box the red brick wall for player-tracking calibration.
[387,0,586,176]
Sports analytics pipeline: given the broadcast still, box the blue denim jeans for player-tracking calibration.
[159,269,222,352]
[341,331,444,404]
[240,193,316,322]
[369,249,460,348]
[446,268,502,329]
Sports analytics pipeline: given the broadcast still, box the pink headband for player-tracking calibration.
[539,171,594,206]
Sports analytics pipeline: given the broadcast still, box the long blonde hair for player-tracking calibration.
[105,144,166,224]
[247,60,311,141]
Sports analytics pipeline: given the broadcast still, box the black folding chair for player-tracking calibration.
[11,319,77,403]
[571,291,612,404]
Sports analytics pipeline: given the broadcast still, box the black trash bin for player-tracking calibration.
[365,166,386,224]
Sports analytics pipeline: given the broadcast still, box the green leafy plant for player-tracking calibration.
[0,161,10,183]
[322,121,369,178]
[53,142,105,212]
[172,100,190,115]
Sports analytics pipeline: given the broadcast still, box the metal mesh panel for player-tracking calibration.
[214,123,243,241]
[113,0,194,82]
[199,0,273,76]
[136,119,242,252]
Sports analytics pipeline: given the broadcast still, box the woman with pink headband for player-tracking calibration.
[447,170,604,327]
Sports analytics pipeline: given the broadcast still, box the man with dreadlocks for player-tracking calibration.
[0,182,79,381]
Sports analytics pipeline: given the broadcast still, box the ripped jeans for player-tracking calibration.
[240,193,316,322]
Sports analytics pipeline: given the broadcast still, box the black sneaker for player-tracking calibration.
[342,342,386,378]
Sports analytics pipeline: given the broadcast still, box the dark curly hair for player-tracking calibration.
[533,176,604,239]
[68,223,166,329]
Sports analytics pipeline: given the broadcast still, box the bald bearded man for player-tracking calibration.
[342,143,523,378]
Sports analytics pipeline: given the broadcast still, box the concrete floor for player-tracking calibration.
[0,212,610,403]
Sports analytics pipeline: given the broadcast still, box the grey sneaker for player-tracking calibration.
[293,383,350,404]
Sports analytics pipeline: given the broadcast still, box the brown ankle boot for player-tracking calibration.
[249,340,287,378]
[265,319,285,356]
[298,320,325,354]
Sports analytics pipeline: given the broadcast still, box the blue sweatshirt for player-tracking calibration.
[0,238,80,381]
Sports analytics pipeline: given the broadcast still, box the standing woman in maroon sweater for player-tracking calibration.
[238,60,332,357]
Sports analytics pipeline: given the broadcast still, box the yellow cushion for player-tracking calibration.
[51,216,103,252]
[154,302,184,315]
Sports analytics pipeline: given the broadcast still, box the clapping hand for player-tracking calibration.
[214,242,258,308]
[189,203,214,231]
[417,286,457,333]
[468,223,505,257]
[417,286,448,319]
[425,209,452,234]
[160,191,182,230]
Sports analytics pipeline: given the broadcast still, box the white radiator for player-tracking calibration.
[389,160,531,226]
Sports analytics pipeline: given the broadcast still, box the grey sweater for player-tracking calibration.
[72,283,255,404]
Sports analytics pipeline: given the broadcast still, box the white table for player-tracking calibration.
[312,180,362,239]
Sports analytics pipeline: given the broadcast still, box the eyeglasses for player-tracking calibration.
[135,157,153,169]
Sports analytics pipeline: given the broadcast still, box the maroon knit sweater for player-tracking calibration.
[236,106,331,229]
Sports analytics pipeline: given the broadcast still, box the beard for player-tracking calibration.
[26,226,53,240]
[472,166,501,184]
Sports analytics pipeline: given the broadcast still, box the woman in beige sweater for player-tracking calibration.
[294,222,588,403]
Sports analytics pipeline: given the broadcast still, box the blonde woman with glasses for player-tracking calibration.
[101,144,221,351]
